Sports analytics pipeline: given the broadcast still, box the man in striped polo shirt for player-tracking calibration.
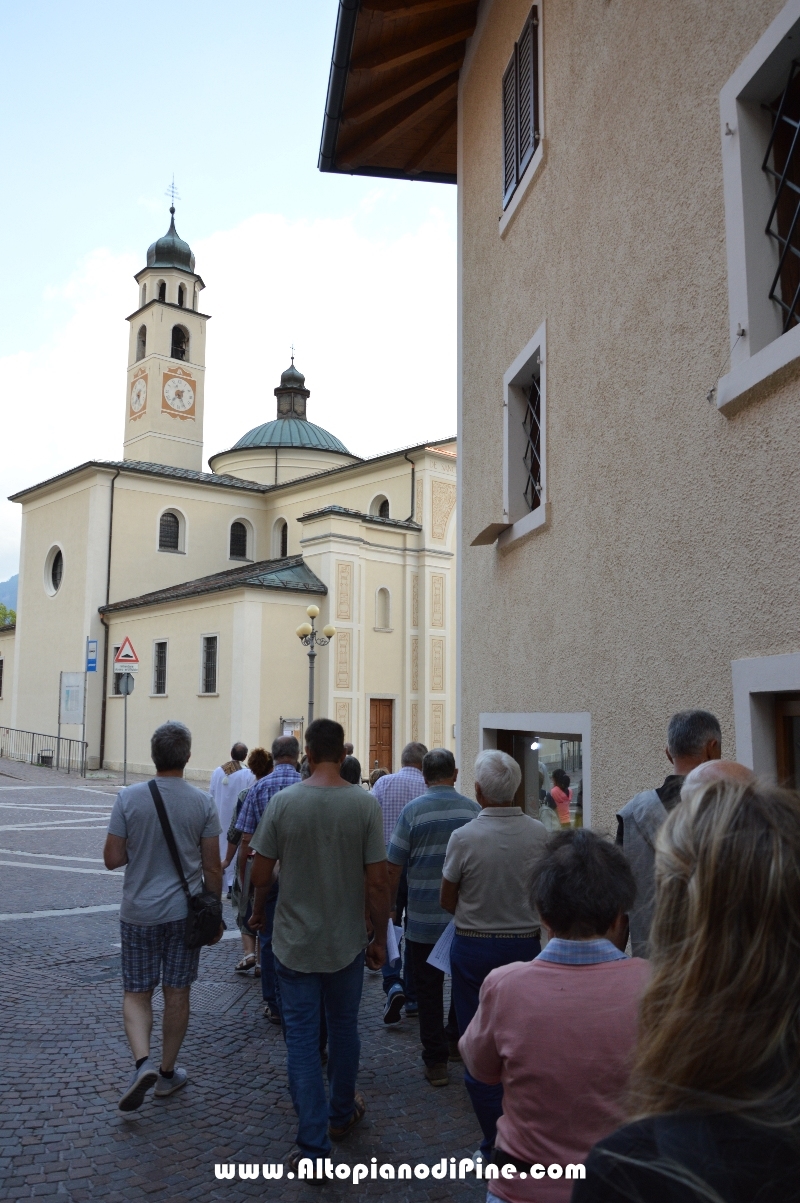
[387,748,479,1087]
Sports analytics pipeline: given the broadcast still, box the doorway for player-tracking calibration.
[369,699,394,773]
[775,694,800,787]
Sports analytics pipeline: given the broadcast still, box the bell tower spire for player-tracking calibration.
[123,205,209,471]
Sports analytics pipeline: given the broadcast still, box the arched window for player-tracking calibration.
[178,284,185,308]
[379,498,390,519]
[193,286,198,310]
[170,326,188,361]
[159,511,181,551]
[370,494,390,519]
[158,280,166,302]
[141,283,147,306]
[272,518,288,559]
[229,521,248,559]
[376,587,391,629]
[136,325,146,361]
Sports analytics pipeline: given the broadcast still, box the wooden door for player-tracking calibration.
[369,699,394,773]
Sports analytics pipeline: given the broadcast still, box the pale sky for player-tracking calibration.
[0,1,457,582]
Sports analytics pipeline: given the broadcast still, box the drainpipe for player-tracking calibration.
[99,469,120,768]
[404,452,416,521]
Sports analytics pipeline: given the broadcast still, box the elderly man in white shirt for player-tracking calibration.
[209,743,255,892]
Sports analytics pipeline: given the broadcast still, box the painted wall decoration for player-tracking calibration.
[431,574,445,629]
[431,479,456,540]
[411,573,419,629]
[411,636,419,693]
[431,702,445,748]
[336,561,353,621]
[129,369,148,421]
[336,629,352,690]
[431,637,445,692]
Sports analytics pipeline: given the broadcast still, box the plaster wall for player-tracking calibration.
[0,628,15,727]
[459,0,800,830]
[209,446,358,485]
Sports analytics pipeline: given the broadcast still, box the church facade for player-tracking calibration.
[1,211,457,777]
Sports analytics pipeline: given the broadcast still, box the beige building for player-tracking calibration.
[2,213,457,777]
[321,0,800,828]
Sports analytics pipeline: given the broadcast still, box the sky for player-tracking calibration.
[0,1,457,583]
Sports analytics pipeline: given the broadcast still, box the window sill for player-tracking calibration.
[158,548,186,555]
[498,502,550,549]
[716,324,800,414]
[499,141,545,240]
[373,627,394,633]
[149,693,168,699]
[228,557,252,563]
[198,692,219,697]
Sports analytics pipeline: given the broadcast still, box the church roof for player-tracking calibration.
[146,207,196,272]
[231,417,351,454]
[99,555,326,615]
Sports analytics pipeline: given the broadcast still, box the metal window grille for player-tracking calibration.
[501,7,540,209]
[763,60,800,331]
[523,374,543,513]
[153,642,167,695]
[202,636,217,694]
[229,521,248,559]
[280,522,288,558]
[51,550,63,592]
[159,512,180,551]
[112,647,123,695]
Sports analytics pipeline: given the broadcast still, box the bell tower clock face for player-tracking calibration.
[162,370,196,419]
[129,374,147,420]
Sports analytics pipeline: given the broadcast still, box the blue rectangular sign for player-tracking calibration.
[86,638,98,673]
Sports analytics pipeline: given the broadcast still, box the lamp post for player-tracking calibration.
[296,605,336,724]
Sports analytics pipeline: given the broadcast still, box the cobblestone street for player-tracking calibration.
[0,760,484,1202]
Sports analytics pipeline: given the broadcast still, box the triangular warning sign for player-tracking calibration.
[114,636,139,667]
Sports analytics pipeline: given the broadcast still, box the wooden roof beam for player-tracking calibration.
[361,0,474,19]
[337,74,459,168]
[404,109,456,175]
[351,18,476,72]
[344,42,463,124]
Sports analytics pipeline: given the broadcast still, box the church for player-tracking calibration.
[0,209,457,777]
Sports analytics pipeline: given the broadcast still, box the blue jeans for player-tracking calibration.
[258,882,280,1013]
[450,932,541,1157]
[381,864,416,1001]
[274,950,365,1157]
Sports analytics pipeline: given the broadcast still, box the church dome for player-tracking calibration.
[232,417,350,454]
[147,207,196,272]
[279,362,307,389]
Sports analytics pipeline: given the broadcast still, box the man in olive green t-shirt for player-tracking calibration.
[249,718,389,1173]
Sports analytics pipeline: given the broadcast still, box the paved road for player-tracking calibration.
[0,759,484,1201]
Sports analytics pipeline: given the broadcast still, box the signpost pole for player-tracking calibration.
[123,686,128,786]
[57,672,62,772]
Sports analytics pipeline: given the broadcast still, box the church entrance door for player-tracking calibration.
[369,699,394,774]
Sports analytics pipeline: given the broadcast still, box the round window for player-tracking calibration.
[44,546,64,596]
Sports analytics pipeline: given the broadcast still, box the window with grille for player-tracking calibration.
[523,374,542,513]
[112,647,123,695]
[229,521,248,559]
[153,642,167,695]
[171,326,188,361]
[159,511,180,551]
[202,636,218,694]
[502,321,547,544]
[764,61,800,332]
[502,7,539,210]
[280,521,288,558]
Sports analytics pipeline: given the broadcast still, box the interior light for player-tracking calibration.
[530,737,540,751]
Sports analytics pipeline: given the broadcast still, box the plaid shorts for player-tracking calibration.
[120,919,201,992]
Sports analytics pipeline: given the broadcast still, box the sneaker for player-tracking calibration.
[448,1039,462,1061]
[118,1059,158,1112]
[154,1066,188,1097]
[382,984,406,1026]
[263,1004,282,1026]
[404,1002,419,1017]
[424,1062,449,1087]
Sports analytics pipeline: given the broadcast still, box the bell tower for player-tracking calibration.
[123,207,209,471]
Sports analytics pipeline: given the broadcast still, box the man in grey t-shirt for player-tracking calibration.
[249,718,389,1176]
[104,721,222,1112]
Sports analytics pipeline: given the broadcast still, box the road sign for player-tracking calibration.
[118,673,135,696]
[114,636,139,673]
[86,639,98,673]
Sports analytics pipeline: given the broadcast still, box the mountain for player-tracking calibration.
[0,575,18,612]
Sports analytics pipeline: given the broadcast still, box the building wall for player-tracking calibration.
[0,628,15,727]
[458,0,799,829]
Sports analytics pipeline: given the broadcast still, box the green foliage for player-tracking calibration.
[0,603,15,627]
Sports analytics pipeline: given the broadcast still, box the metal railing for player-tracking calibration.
[0,726,87,776]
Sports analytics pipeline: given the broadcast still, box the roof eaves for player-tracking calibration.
[9,459,267,503]
[297,504,422,531]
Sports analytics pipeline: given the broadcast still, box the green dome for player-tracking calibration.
[233,417,350,454]
[147,207,196,272]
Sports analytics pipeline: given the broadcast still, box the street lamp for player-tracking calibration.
[296,604,336,724]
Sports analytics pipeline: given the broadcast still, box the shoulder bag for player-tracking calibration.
[148,779,225,948]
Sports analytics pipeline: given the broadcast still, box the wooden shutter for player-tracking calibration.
[517,9,539,177]
[502,56,518,206]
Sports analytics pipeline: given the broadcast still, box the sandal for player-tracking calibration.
[235,954,256,974]
[328,1091,366,1141]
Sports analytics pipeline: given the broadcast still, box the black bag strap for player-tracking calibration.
[148,779,192,902]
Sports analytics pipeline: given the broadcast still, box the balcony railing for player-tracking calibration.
[0,726,87,776]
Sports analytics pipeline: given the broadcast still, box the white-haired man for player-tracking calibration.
[440,749,547,1157]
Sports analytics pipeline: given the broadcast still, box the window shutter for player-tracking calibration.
[502,56,518,206]
[517,9,539,177]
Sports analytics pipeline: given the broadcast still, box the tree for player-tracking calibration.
[0,604,15,626]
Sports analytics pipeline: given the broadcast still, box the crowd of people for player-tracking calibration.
[103,708,800,1201]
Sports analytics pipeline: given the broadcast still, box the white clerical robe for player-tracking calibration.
[210,764,255,890]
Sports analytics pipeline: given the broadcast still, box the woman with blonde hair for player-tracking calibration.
[574,780,800,1201]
